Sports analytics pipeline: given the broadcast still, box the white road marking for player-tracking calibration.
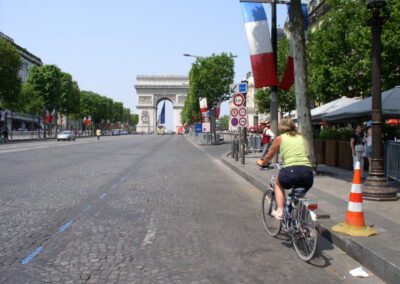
[141,217,156,248]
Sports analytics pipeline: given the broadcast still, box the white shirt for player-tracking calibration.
[263,128,275,140]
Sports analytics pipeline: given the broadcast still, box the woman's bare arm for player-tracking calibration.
[257,136,282,166]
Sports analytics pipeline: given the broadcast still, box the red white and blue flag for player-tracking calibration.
[241,2,277,88]
[279,4,308,91]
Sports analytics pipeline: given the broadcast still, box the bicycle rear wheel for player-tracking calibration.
[261,190,282,236]
[292,203,319,262]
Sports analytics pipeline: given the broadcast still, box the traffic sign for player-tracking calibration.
[229,84,238,94]
[230,108,239,117]
[231,117,239,127]
[233,93,245,107]
[195,123,202,133]
[239,82,248,93]
[239,107,247,116]
[202,122,210,133]
[239,117,248,127]
[230,82,248,94]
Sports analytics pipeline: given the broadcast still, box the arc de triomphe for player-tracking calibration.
[134,75,189,133]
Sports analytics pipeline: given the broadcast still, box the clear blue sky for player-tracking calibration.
[1,0,289,130]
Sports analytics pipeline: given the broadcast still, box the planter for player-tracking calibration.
[338,140,353,170]
[325,140,339,167]
[314,139,326,164]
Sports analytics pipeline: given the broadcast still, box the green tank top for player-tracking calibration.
[280,133,311,167]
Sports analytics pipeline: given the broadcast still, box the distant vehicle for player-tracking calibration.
[112,129,120,136]
[121,130,128,135]
[177,126,183,135]
[157,125,165,135]
[57,131,76,141]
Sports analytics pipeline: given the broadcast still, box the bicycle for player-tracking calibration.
[261,164,319,262]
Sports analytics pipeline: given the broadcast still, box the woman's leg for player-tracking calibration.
[273,178,285,217]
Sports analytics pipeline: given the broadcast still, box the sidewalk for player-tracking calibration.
[221,151,400,284]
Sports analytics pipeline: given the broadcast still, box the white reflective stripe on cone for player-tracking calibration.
[351,184,362,193]
[348,201,363,213]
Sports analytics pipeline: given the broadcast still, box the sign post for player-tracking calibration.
[230,89,248,164]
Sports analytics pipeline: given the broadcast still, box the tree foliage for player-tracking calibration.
[130,114,139,126]
[307,0,400,103]
[217,115,230,130]
[182,53,235,124]
[0,39,22,110]
[26,65,64,110]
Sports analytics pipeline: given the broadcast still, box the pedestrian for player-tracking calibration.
[364,121,372,172]
[2,127,9,143]
[350,124,366,177]
[260,122,275,168]
[96,129,101,141]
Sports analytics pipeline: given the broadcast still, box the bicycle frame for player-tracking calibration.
[267,164,318,234]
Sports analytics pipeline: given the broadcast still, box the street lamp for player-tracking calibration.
[362,0,398,201]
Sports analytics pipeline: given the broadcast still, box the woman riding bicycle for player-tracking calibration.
[256,118,314,219]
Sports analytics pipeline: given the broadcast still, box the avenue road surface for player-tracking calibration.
[0,135,383,283]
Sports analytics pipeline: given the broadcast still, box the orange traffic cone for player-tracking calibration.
[332,161,377,237]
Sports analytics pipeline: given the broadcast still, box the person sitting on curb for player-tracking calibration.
[256,118,314,219]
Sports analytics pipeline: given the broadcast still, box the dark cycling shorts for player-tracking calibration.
[278,166,314,194]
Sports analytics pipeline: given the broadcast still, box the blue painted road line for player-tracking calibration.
[99,193,108,199]
[82,205,92,212]
[21,246,43,264]
[59,220,74,232]
[120,177,126,182]
[111,184,118,189]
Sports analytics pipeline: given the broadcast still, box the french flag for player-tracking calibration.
[241,2,277,88]
[279,4,308,91]
[279,36,294,91]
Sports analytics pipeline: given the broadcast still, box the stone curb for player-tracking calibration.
[221,152,399,284]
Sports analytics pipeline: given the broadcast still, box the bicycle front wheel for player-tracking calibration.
[292,203,319,262]
[261,190,282,236]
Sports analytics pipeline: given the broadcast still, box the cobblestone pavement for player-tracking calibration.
[0,135,366,283]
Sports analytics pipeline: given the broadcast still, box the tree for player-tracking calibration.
[307,0,400,103]
[27,65,64,109]
[190,53,235,108]
[130,114,139,126]
[0,39,22,110]
[112,102,124,123]
[290,0,316,168]
[187,53,235,141]
[217,115,230,130]
[254,38,296,115]
[59,72,80,116]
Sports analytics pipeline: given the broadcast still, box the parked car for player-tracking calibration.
[112,129,120,136]
[57,131,76,141]
[121,130,128,135]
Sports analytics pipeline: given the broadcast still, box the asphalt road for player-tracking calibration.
[0,135,379,283]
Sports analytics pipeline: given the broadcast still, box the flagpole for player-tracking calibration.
[270,0,279,164]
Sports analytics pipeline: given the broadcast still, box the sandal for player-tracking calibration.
[271,210,283,220]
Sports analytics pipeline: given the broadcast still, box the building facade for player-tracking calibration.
[0,32,43,131]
